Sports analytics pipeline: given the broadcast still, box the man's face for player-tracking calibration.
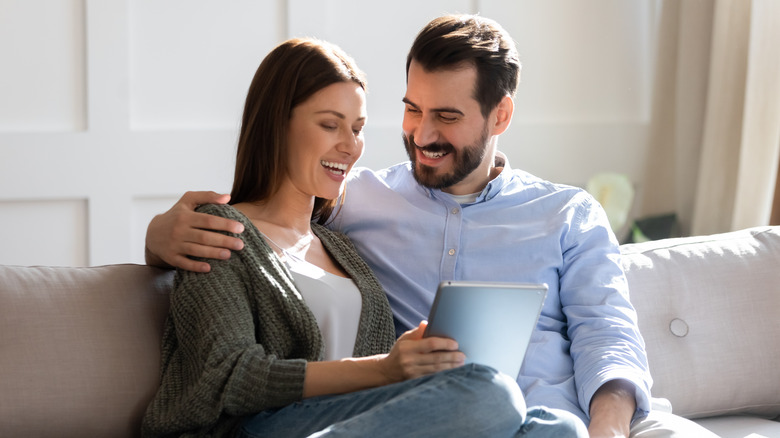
[402,60,494,195]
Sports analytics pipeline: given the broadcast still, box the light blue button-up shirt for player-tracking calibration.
[331,155,651,423]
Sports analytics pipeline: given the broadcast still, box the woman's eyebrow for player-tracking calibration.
[315,110,365,122]
[315,110,346,118]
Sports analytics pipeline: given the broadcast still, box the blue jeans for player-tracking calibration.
[236,364,587,438]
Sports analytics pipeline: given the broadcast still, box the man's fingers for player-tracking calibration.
[179,241,233,261]
[191,212,244,236]
[177,226,243,252]
[145,191,242,271]
[164,242,233,272]
[169,255,213,273]
[179,191,231,208]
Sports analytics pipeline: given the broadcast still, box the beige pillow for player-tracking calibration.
[0,264,172,438]
[621,226,780,419]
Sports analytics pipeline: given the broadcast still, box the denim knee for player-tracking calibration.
[445,364,528,428]
[523,406,589,438]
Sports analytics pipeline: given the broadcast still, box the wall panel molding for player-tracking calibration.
[0,199,88,267]
[0,0,658,266]
[128,1,282,130]
[0,0,86,132]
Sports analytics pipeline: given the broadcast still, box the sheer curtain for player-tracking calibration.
[640,0,780,236]
[773,160,780,225]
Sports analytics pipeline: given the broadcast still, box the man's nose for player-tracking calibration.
[411,116,438,146]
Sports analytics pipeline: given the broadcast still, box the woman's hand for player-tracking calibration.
[303,321,465,398]
[378,321,466,383]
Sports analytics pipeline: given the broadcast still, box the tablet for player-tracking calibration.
[423,281,548,378]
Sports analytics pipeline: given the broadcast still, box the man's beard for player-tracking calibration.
[403,124,490,190]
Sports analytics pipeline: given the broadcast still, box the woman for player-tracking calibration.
[142,38,569,438]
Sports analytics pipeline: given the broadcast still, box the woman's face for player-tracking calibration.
[285,81,367,201]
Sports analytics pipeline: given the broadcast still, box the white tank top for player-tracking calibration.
[284,254,362,361]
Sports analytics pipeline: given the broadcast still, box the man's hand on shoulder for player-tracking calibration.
[145,191,245,273]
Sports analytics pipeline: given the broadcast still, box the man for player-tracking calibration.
[146,15,717,438]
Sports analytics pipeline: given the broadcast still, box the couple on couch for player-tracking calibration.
[142,14,717,438]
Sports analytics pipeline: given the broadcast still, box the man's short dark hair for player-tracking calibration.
[406,14,521,118]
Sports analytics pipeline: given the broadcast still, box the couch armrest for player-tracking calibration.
[620,226,780,419]
[0,264,173,438]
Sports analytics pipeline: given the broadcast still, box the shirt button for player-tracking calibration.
[451,207,459,214]
[448,249,456,256]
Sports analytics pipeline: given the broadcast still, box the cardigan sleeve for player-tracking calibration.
[142,206,310,436]
[173,261,308,413]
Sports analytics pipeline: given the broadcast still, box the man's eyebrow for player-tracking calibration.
[402,97,464,115]
[402,97,418,109]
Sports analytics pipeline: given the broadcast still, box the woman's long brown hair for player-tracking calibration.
[230,38,366,224]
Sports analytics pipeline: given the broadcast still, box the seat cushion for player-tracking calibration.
[0,264,172,438]
[695,415,780,438]
[621,226,780,419]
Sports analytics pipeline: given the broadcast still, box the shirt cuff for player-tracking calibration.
[580,372,652,422]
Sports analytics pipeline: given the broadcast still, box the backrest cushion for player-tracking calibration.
[0,264,172,438]
[621,226,780,419]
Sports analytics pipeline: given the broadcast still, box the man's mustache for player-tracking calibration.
[405,135,455,154]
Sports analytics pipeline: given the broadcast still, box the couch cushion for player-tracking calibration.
[694,415,780,438]
[621,226,780,419]
[0,264,172,438]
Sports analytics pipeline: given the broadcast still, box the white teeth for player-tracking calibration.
[320,160,349,174]
[421,150,446,159]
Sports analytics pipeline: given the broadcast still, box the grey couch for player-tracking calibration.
[1,226,779,437]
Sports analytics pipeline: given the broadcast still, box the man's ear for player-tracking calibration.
[490,95,514,136]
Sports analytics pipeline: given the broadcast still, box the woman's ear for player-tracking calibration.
[490,95,514,136]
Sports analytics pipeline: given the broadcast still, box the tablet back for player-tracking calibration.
[423,281,547,378]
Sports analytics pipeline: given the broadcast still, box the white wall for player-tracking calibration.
[0,0,657,267]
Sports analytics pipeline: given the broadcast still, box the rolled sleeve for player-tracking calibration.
[560,194,652,419]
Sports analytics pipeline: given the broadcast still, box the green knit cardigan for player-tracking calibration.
[142,204,396,437]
